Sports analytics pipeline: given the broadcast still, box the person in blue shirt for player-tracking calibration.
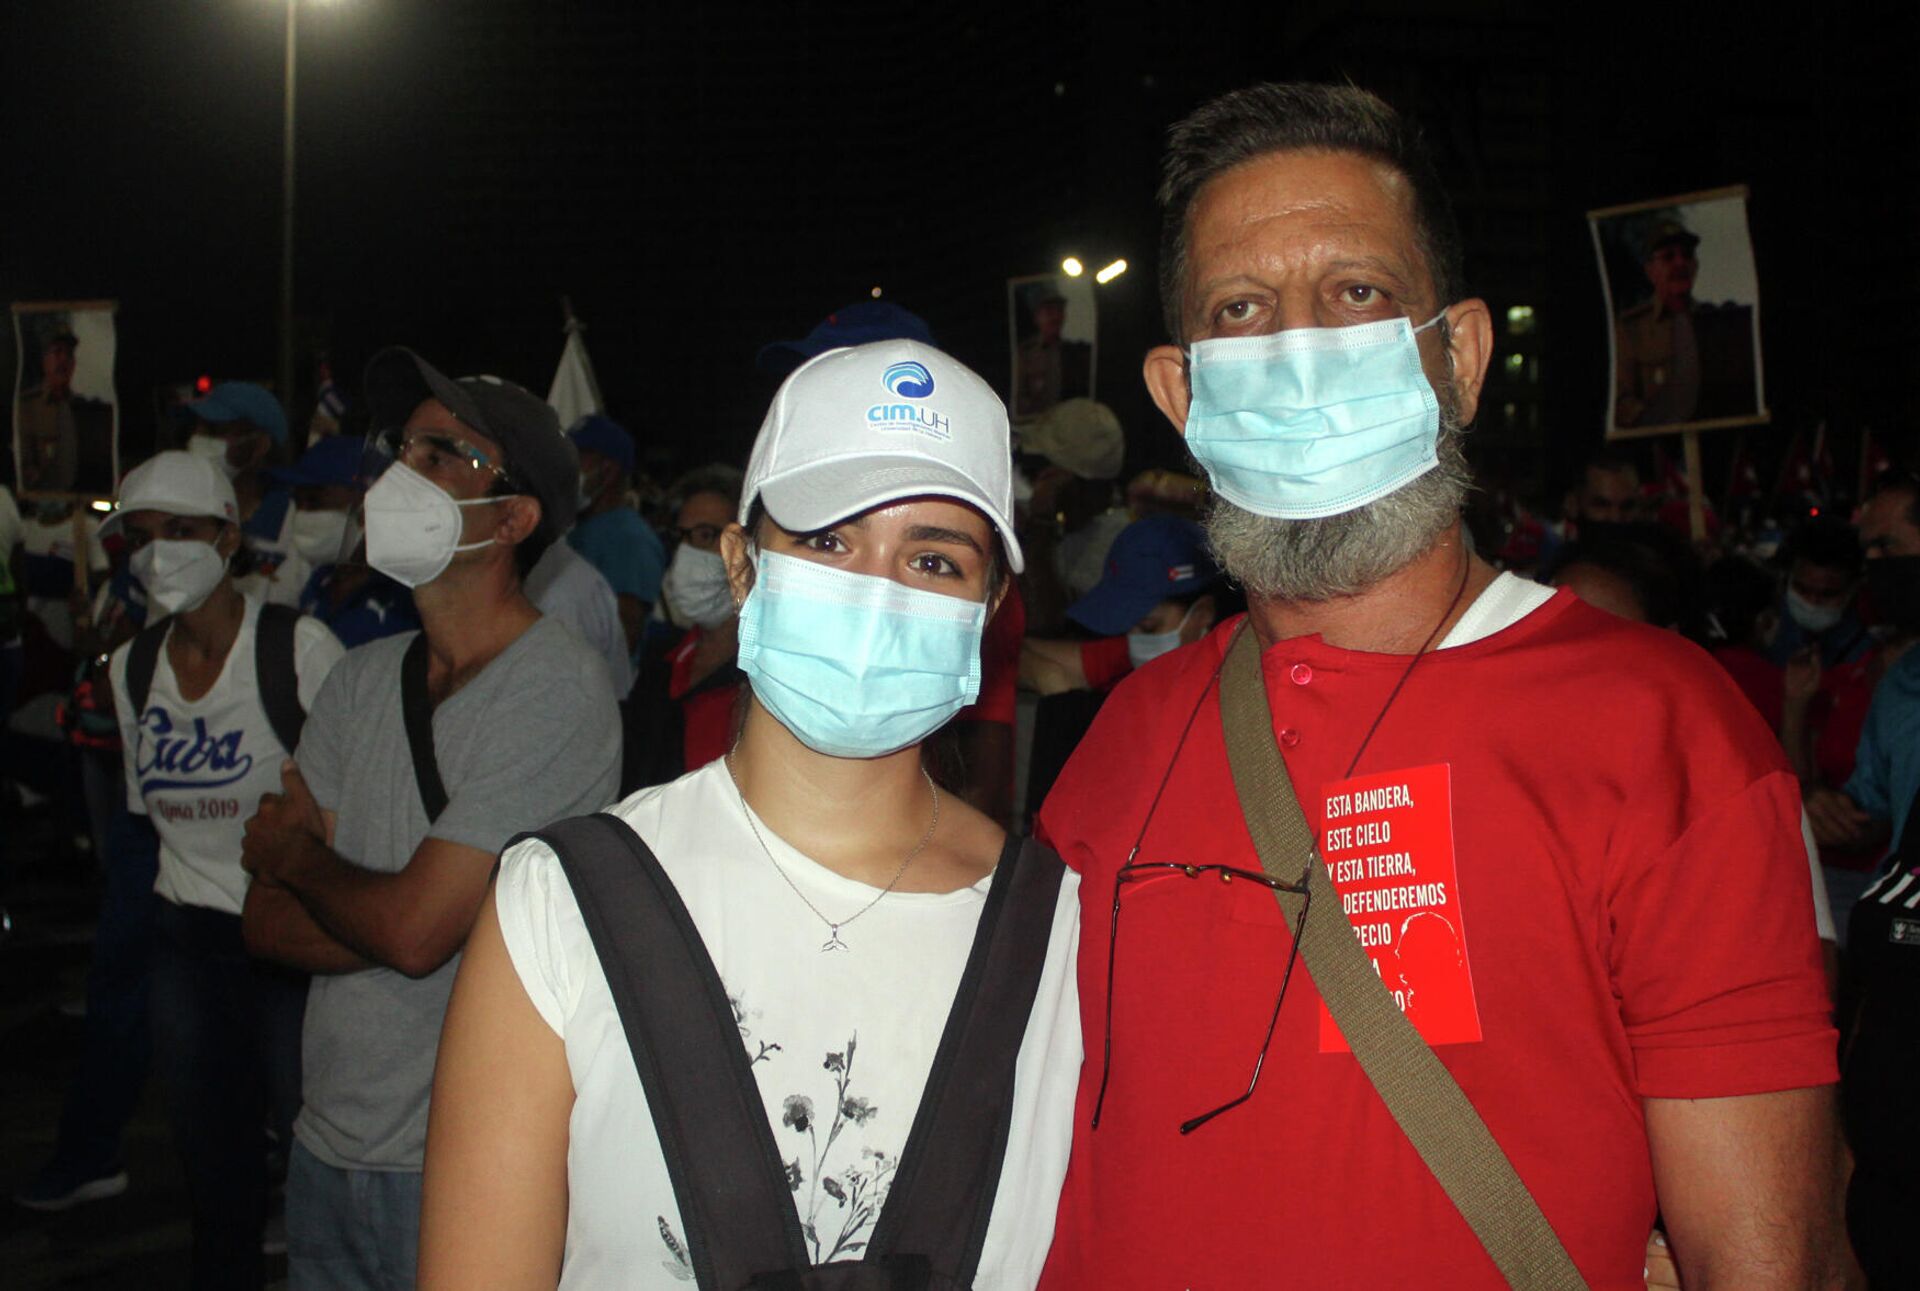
[1808,477,1920,860]
[566,414,665,656]
[279,436,421,648]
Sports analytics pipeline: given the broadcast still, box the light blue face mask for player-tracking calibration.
[736,549,987,759]
[1125,602,1196,670]
[1184,312,1446,520]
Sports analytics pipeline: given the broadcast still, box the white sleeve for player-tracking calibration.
[108,643,147,817]
[82,515,108,574]
[291,616,346,713]
[1801,808,1835,943]
[494,838,587,1038]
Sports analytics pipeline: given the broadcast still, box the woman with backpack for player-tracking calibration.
[421,341,1080,1290]
[103,450,344,1288]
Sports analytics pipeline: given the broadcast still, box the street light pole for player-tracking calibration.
[279,0,297,422]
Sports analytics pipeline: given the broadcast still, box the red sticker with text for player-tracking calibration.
[1316,763,1480,1052]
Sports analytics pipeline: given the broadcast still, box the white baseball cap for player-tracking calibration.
[740,340,1025,573]
[100,450,239,537]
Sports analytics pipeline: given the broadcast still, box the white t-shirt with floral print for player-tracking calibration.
[494,759,1082,1290]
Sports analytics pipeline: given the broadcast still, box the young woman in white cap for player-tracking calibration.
[100,449,344,1287]
[422,341,1080,1290]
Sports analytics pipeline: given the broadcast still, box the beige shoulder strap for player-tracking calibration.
[1218,622,1587,1290]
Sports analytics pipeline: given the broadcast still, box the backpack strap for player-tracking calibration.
[124,615,174,717]
[254,603,307,754]
[521,816,1064,1290]
[521,813,807,1291]
[864,835,1064,1283]
[401,633,449,823]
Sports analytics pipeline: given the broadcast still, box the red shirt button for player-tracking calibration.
[1278,728,1301,747]
[1289,663,1313,685]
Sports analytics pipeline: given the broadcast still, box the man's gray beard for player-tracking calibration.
[1203,403,1470,604]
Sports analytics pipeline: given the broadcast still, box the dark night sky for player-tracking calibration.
[6,2,1917,506]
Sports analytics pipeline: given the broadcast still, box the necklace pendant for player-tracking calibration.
[821,927,850,954]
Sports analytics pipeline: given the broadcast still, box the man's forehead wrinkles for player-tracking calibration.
[1188,164,1425,286]
[1191,230,1418,291]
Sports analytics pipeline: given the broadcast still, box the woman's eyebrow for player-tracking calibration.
[795,515,867,540]
[905,524,983,553]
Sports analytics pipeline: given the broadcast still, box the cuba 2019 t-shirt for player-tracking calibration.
[109,595,344,915]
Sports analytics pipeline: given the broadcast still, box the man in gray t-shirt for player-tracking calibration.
[291,617,618,1166]
[241,350,620,1289]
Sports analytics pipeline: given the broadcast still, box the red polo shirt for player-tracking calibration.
[1037,595,1835,1289]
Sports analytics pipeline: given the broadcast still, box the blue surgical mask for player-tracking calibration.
[736,550,987,759]
[1126,626,1182,670]
[1184,312,1446,519]
[1126,603,1196,670]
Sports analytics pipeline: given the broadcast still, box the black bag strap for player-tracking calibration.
[401,633,448,822]
[126,606,309,756]
[124,615,174,716]
[254,602,307,754]
[527,813,807,1289]
[522,816,1063,1291]
[864,835,1062,1280]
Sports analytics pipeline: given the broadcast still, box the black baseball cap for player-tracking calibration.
[363,346,579,543]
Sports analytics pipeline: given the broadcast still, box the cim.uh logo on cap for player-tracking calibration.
[867,360,951,441]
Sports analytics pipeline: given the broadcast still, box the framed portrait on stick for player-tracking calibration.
[1007,272,1096,423]
[1590,187,1768,441]
[12,300,120,499]
[1590,188,1767,539]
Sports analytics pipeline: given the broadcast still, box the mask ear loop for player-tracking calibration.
[729,540,760,611]
[450,484,524,555]
[1420,308,1456,378]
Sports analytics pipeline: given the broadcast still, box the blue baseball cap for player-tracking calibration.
[757,301,936,376]
[1067,515,1220,637]
[568,414,635,474]
[269,434,365,490]
[187,381,289,445]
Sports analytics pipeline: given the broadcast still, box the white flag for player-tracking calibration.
[548,316,604,428]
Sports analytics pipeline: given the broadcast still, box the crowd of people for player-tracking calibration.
[2,79,1910,1289]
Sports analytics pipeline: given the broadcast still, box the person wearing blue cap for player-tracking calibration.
[185,382,307,607]
[567,414,665,657]
[274,436,422,649]
[755,299,937,377]
[1021,515,1225,697]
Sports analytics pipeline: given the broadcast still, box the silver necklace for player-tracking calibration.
[724,753,939,953]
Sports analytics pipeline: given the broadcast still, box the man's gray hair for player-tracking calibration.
[1157,83,1466,343]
